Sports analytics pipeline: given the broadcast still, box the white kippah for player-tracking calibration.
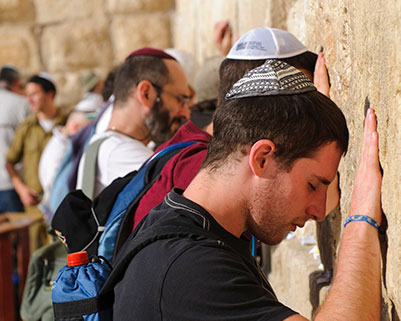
[38,72,54,83]
[226,28,308,60]
[226,59,316,99]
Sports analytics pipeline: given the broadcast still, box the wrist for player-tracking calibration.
[344,215,380,230]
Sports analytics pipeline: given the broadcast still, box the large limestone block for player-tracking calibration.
[0,26,41,73]
[111,14,171,64]
[33,0,104,24]
[41,20,113,72]
[106,0,174,14]
[0,0,34,22]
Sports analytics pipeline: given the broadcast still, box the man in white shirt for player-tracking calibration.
[76,48,191,198]
[0,65,30,212]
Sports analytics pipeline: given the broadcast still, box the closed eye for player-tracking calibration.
[308,182,316,191]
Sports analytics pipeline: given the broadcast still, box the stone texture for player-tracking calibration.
[0,26,41,73]
[106,0,174,14]
[237,1,270,41]
[33,0,105,24]
[267,0,300,32]
[173,0,237,64]
[0,0,35,22]
[269,228,322,320]
[52,72,82,109]
[41,20,113,72]
[110,14,171,64]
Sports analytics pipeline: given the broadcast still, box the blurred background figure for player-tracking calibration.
[74,71,104,115]
[5,72,69,251]
[190,55,224,133]
[0,65,30,213]
[164,48,198,114]
[213,20,234,56]
[38,111,92,224]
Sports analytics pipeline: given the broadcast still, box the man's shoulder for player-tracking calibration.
[100,132,152,157]
[0,89,29,106]
[17,113,38,130]
[55,107,71,125]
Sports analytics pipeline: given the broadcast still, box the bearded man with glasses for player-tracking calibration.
[76,48,190,198]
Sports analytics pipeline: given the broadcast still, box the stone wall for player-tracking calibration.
[0,0,174,108]
[1,0,399,319]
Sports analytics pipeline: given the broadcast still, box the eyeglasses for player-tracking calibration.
[151,82,191,107]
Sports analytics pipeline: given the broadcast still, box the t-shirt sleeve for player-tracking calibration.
[6,123,26,164]
[161,242,298,321]
[102,141,152,186]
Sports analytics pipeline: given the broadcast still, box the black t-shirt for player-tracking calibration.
[113,189,297,321]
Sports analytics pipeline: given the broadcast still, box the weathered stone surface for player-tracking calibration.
[52,72,82,109]
[110,14,171,64]
[0,0,35,22]
[237,1,270,33]
[266,0,299,31]
[53,68,109,110]
[41,20,113,72]
[269,228,322,320]
[173,0,270,64]
[0,26,41,73]
[106,0,174,14]
[33,0,105,24]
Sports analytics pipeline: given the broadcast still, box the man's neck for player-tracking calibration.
[183,164,249,238]
[37,104,58,120]
[108,104,151,145]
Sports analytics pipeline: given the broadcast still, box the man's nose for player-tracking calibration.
[307,193,327,222]
[179,103,191,120]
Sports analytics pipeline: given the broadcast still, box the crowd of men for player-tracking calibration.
[0,23,383,320]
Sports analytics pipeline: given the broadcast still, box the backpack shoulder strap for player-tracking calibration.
[106,223,220,294]
[81,136,108,200]
[111,141,197,257]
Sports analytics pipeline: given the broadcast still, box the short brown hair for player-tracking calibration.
[203,90,348,171]
[113,55,170,106]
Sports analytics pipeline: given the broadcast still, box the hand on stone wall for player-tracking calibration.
[313,52,330,98]
[349,108,382,225]
[213,20,233,56]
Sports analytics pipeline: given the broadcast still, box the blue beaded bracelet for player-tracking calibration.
[344,215,380,230]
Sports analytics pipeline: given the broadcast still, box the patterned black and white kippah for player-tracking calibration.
[225,59,316,100]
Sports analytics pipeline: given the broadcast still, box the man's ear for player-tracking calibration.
[136,80,158,109]
[248,139,276,177]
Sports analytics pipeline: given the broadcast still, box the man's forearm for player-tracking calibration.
[315,223,381,321]
[5,160,24,192]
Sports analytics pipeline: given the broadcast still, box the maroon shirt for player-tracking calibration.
[133,121,211,229]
